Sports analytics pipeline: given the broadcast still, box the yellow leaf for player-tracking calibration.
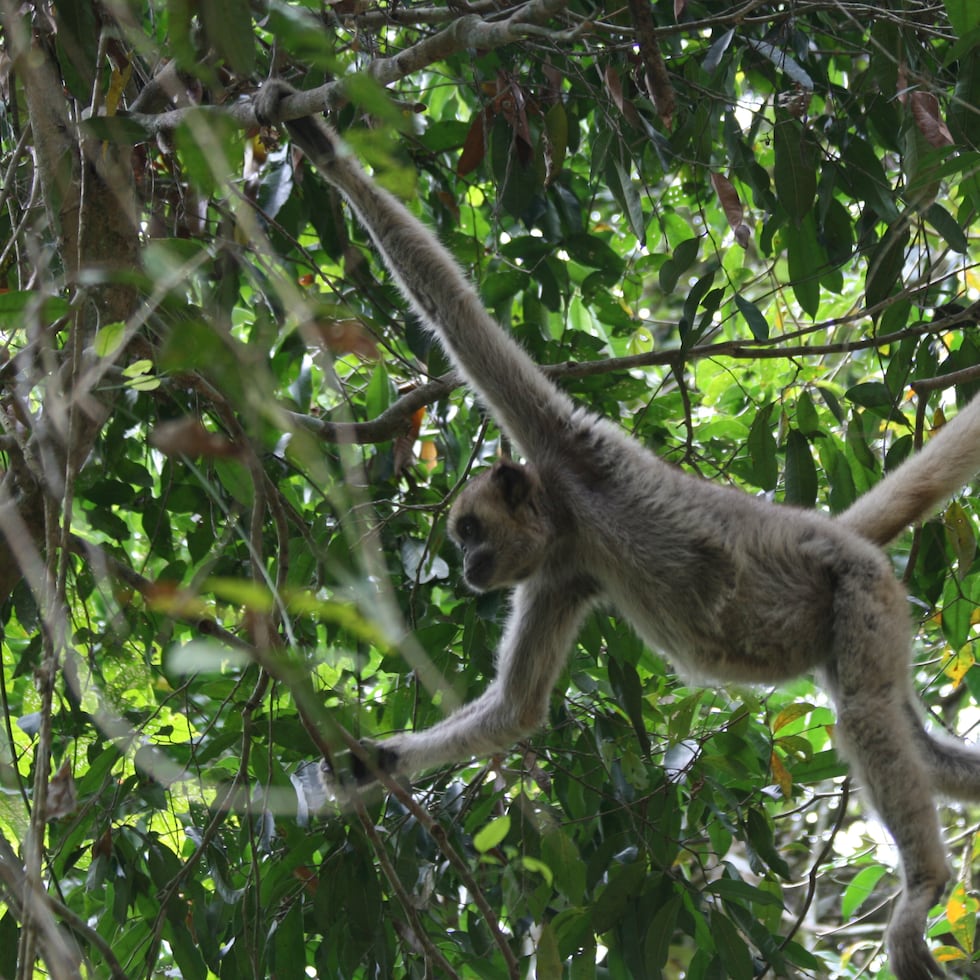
[772,702,815,732]
[770,751,792,797]
[944,646,976,687]
[945,500,977,578]
[106,64,133,117]
[945,881,978,952]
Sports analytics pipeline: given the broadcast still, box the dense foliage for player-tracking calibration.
[0,1,979,977]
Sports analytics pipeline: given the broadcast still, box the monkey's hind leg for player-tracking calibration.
[823,568,946,980]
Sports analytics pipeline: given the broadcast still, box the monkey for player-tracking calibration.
[255,80,980,980]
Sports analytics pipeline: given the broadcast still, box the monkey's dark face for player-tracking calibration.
[448,460,553,592]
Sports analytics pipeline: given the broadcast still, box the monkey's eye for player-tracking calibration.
[454,514,482,546]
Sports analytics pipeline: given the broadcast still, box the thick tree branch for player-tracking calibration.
[290,313,975,445]
[129,0,571,135]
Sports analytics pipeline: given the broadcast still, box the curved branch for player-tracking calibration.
[292,315,973,445]
[129,0,570,136]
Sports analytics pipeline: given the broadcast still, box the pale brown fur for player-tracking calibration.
[255,80,980,980]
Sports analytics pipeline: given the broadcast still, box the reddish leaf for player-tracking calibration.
[393,406,425,475]
[604,65,642,128]
[311,318,379,360]
[910,90,954,147]
[710,173,751,247]
[150,418,239,458]
[47,760,77,819]
[458,109,489,176]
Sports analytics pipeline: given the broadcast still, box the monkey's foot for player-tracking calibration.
[887,911,944,980]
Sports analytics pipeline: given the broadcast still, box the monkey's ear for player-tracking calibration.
[491,460,533,510]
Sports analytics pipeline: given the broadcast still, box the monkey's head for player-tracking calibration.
[448,459,553,592]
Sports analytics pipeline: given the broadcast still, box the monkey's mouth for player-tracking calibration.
[464,551,495,592]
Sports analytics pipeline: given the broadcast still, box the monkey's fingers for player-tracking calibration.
[321,740,401,789]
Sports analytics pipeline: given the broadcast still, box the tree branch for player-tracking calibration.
[129,0,571,135]
[290,315,974,445]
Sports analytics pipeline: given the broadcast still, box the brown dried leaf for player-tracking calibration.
[150,418,239,458]
[674,0,686,17]
[393,407,425,476]
[910,90,954,148]
[145,581,211,619]
[47,760,77,819]
[419,439,438,472]
[458,110,489,176]
[710,173,751,247]
[604,64,626,115]
[603,65,642,129]
[311,318,379,360]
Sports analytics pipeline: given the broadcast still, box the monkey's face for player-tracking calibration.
[448,460,553,592]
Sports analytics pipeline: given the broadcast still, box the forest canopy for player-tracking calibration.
[0,1,979,978]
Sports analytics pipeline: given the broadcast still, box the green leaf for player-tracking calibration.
[845,381,893,409]
[785,213,823,316]
[681,268,718,346]
[839,138,900,221]
[644,896,682,972]
[611,157,645,241]
[535,922,563,980]
[270,903,306,980]
[865,225,910,312]
[943,0,980,37]
[174,109,239,195]
[925,202,969,253]
[734,293,770,340]
[747,404,778,491]
[266,1,340,68]
[0,914,18,979]
[710,913,754,980]
[546,102,569,176]
[343,73,408,130]
[592,860,647,933]
[81,115,152,145]
[542,830,586,904]
[673,236,701,275]
[608,658,650,754]
[773,120,816,225]
[93,322,126,357]
[784,429,817,507]
[200,0,255,74]
[745,808,791,878]
[565,233,625,274]
[940,574,980,649]
[473,815,511,853]
[707,878,785,907]
[0,291,71,329]
[842,864,888,918]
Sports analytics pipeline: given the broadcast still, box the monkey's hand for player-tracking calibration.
[253,80,342,169]
[322,739,403,791]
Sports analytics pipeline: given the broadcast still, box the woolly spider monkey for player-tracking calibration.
[256,81,980,980]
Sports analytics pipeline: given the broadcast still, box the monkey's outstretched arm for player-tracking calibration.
[349,582,593,779]
[254,81,576,461]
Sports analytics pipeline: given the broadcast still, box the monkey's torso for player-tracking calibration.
[536,407,905,686]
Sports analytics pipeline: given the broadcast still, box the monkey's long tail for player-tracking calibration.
[838,394,980,547]
[908,701,980,801]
